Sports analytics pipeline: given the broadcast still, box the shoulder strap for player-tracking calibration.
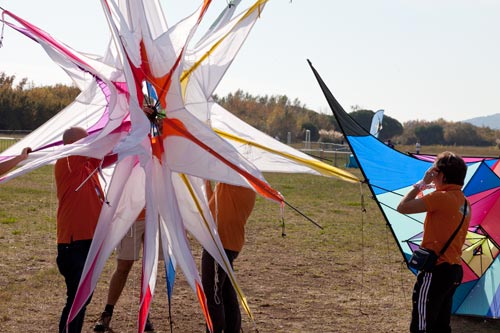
[439,199,468,256]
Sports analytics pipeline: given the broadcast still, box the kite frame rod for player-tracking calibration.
[284,200,323,230]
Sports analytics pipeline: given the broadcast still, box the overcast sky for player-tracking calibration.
[0,0,499,123]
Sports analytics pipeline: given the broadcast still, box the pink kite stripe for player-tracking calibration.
[3,10,90,68]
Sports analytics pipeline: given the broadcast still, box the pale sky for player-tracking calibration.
[0,0,499,124]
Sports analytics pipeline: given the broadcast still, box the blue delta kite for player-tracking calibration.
[308,59,500,319]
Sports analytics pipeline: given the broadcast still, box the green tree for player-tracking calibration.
[444,122,489,146]
[3,76,500,148]
[0,72,79,130]
[349,109,403,140]
[349,110,373,131]
[266,105,298,142]
[379,115,404,141]
[415,124,444,145]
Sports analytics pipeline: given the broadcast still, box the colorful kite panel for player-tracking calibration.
[308,59,500,318]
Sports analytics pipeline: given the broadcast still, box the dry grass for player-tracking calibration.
[0,151,499,332]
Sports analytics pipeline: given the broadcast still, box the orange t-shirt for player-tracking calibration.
[421,184,470,265]
[55,156,105,244]
[137,208,146,221]
[209,183,256,252]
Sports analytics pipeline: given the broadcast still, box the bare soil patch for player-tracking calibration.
[0,168,499,332]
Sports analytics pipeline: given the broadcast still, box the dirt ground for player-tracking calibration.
[2,214,500,333]
[1,171,500,332]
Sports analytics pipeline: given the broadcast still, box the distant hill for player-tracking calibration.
[463,114,500,130]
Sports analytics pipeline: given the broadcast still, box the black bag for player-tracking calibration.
[408,247,438,271]
[408,200,468,272]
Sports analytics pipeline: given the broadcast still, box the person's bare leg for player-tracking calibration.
[107,259,134,305]
[106,258,155,331]
[94,259,135,331]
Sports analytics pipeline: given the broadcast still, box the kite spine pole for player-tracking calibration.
[284,200,323,230]
[0,7,5,48]
[168,298,173,333]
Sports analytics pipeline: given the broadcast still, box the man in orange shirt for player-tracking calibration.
[55,127,105,333]
[397,151,470,333]
[201,181,256,333]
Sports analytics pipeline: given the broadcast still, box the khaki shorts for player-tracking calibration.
[116,219,163,261]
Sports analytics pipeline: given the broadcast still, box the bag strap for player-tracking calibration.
[438,199,468,256]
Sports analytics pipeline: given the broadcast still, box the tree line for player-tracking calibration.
[0,73,79,131]
[1,72,499,148]
[216,91,500,148]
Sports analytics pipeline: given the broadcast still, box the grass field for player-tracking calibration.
[0,145,500,332]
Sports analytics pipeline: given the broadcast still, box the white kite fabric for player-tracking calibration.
[369,109,384,138]
[0,1,358,332]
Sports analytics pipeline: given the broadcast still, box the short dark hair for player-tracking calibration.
[434,151,467,185]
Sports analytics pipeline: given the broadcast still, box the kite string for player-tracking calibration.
[364,181,412,314]
[358,182,368,316]
[385,224,395,304]
[384,223,401,309]
[399,261,410,312]
[40,160,58,322]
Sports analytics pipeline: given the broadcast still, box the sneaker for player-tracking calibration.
[145,316,155,332]
[94,311,112,332]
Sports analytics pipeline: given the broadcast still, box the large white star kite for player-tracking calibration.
[0,1,358,332]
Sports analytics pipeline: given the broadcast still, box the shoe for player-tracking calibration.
[94,311,112,332]
[145,316,155,332]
